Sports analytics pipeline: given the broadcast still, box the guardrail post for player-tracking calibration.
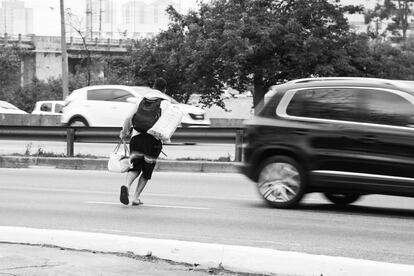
[66,128,75,157]
[235,129,244,162]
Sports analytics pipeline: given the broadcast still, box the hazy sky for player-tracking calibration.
[9,0,373,36]
[21,0,201,36]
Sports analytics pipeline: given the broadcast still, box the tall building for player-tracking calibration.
[120,0,179,38]
[0,0,33,35]
[86,0,116,38]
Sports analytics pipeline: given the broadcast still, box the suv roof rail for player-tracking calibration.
[286,77,388,84]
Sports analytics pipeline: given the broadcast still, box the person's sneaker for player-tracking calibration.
[120,186,129,205]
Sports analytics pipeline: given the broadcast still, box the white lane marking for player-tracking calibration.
[146,192,255,201]
[84,201,210,210]
[1,186,257,201]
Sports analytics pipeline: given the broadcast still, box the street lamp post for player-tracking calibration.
[60,0,69,99]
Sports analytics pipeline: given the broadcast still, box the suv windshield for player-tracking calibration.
[0,101,18,109]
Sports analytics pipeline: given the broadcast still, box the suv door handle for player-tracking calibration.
[360,135,377,143]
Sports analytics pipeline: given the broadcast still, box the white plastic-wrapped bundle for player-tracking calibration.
[148,105,183,143]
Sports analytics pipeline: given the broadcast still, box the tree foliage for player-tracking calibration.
[365,0,414,40]
[0,45,24,99]
[4,0,414,114]
[125,0,364,111]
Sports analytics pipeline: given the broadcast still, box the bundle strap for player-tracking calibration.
[113,140,129,156]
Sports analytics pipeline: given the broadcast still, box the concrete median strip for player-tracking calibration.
[0,155,242,173]
[0,226,413,276]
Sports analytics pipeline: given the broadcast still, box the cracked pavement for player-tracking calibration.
[0,243,260,276]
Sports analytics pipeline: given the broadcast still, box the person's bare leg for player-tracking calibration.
[126,170,139,190]
[132,174,148,205]
[120,170,139,205]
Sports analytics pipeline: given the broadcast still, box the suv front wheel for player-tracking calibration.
[257,156,306,209]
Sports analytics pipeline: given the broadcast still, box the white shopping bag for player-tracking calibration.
[148,105,183,143]
[108,141,130,173]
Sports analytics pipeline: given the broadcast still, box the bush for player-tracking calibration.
[6,78,63,112]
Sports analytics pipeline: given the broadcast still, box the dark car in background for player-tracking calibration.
[242,77,414,208]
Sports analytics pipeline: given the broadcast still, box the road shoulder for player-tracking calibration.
[1,226,413,276]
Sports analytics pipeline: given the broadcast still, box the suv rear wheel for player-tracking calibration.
[257,156,306,209]
[68,117,89,127]
[323,193,361,206]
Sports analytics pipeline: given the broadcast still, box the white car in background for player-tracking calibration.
[0,100,27,114]
[61,85,211,127]
[32,100,65,115]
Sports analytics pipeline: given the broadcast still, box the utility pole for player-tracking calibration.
[133,0,136,37]
[99,0,102,38]
[60,0,69,99]
[86,0,93,38]
[3,0,7,33]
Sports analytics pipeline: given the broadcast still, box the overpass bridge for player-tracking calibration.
[0,34,130,85]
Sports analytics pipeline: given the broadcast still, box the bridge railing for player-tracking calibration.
[0,126,245,162]
[0,33,33,44]
[0,33,131,47]
[67,37,130,48]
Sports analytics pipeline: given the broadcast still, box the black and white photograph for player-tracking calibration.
[0,0,414,275]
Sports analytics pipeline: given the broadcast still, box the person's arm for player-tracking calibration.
[119,103,139,140]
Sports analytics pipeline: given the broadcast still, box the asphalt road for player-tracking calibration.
[0,140,235,160]
[1,168,413,265]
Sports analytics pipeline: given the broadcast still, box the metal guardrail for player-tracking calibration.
[0,126,245,162]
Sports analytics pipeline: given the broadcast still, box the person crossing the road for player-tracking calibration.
[119,77,171,206]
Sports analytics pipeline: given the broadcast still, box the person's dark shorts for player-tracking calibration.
[129,133,162,180]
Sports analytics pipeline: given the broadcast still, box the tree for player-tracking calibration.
[0,45,23,98]
[389,0,414,40]
[126,34,201,104]
[365,0,414,41]
[150,0,362,112]
[66,9,94,86]
[364,0,396,39]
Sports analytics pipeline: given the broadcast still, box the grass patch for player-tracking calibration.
[10,152,105,159]
[176,156,232,162]
[7,142,106,159]
[6,143,233,161]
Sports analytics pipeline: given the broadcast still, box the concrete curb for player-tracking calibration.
[0,155,242,173]
[1,226,414,276]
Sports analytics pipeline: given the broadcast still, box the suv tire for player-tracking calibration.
[257,156,306,209]
[323,193,361,206]
[68,117,89,127]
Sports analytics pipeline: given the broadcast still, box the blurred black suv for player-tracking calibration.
[242,77,414,208]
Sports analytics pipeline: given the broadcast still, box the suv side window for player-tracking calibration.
[360,89,414,127]
[87,89,113,101]
[111,89,133,102]
[40,103,52,112]
[87,89,133,102]
[55,103,64,113]
[286,88,361,122]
